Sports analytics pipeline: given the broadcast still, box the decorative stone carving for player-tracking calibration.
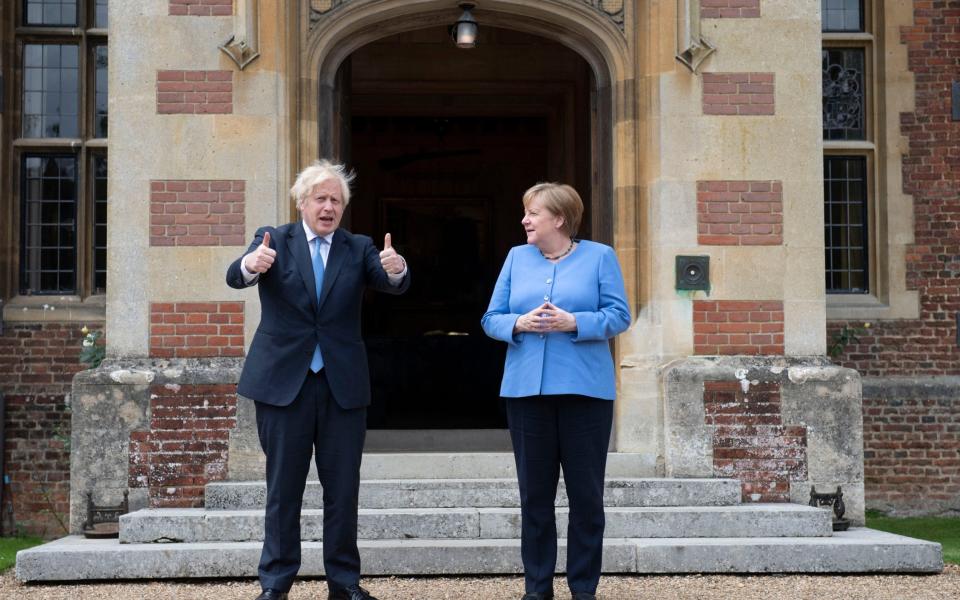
[676,0,715,72]
[220,0,261,69]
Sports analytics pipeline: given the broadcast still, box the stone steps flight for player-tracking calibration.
[119,503,832,543]
[16,529,943,582]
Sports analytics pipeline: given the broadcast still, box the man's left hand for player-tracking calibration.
[379,233,406,275]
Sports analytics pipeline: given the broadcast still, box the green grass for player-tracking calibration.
[866,511,960,565]
[0,537,43,572]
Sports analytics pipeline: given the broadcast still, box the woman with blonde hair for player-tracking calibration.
[482,182,631,600]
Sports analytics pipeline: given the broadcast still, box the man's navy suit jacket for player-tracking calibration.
[226,222,410,409]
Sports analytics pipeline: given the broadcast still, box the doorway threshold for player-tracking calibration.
[365,429,511,452]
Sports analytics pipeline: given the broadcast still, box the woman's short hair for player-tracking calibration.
[522,182,584,238]
[290,159,356,210]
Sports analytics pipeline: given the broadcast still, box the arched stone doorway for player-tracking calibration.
[291,0,638,451]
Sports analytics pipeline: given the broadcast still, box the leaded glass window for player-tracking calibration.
[21,155,78,294]
[822,0,863,33]
[23,44,80,138]
[94,45,108,138]
[824,156,868,293]
[24,0,78,26]
[822,48,865,141]
[93,155,107,293]
[94,0,108,28]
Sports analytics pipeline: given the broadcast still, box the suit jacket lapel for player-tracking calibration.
[287,224,319,310]
[318,229,347,312]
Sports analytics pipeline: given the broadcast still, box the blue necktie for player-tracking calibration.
[309,237,325,372]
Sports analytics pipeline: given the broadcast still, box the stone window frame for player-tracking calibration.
[1,0,109,320]
[824,0,920,321]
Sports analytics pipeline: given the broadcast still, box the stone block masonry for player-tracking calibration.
[169,0,232,16]
[128,384,237,508]
[0,322,102,537]
[149,302,244,358]
[705,381,808,502]
[156,71,233,115]
[150,180,245,247]
[694,300,785,355]
[697,180,783,246]
[701,0,761,18]
[702,73,775,116]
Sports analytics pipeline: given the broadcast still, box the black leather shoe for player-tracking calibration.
[329,584,379,600]
[521,593,554,600]
[571,593,596,600]
[255,590,288,600]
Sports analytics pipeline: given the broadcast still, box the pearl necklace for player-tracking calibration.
[540,239,574,260]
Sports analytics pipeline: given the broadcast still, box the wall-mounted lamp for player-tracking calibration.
[451,2,478,49]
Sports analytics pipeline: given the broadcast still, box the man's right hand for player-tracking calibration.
[244,231,276,274]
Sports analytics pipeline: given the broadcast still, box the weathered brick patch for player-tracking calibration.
[150,180,245,247]
[703,73,775,116]
[156,70,233,114]
[694,300,785,355]
[697,180,783,246]
[169,0,232,16]
[702,0,761,18]
[149,302,244,358]
[705,381,808,502]
[129,384,237,508]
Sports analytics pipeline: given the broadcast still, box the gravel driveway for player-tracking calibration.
[4,566,958,600]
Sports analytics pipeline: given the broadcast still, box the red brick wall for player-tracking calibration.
[697,180,784,246]
[694,300,785,355]
[701,0,761,18]
[862,385,960,515]
[702,73,775,116]
[0,322,102,537]
[156,70,233,115]
[150,180,245,247]
[169,0,232,16]
[128,384,237,507]
[149,302,244,358]
[706,381,808,502]
[828,3,959,377]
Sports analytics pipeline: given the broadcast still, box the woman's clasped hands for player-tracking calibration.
[514,302,577,333]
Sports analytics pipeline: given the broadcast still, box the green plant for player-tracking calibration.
[828,322,871,358]
[78,326,105,368]
[0,536,43,572]
[866,512,960,565]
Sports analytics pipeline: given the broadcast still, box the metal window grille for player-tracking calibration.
[20,155,79,294]
[824,156,869,293]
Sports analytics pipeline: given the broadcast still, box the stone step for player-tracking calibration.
[358,452,656,480]
[120,504,831,543]
[205,478,742,510]
[16,529,942,582]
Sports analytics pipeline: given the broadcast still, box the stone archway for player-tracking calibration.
[285,0,646,457]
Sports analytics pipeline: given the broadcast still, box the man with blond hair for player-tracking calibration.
[227,160,409,600]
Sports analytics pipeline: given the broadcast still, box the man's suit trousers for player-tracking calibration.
[254,369,366,593]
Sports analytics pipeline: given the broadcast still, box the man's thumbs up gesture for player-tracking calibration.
[244,231,277,274]
[379,233,406,275]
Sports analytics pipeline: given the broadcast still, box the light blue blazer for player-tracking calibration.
[481,240,631,400]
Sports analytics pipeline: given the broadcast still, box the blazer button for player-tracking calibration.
[539,334,545,339]
[546,278,552,284]
[543,295,549,301]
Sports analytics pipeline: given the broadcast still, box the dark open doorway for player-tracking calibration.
[342,26,594,448]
